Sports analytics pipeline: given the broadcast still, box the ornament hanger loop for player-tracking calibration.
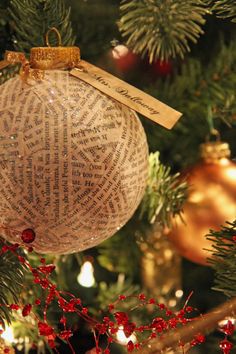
[206,128,221,142]
[45,27,62,47]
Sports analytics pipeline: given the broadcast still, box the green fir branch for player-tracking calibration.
[207,221,236,298]
[0,240,25,326]
[139,152,187,226]
[143,40,236,169]
[209,0,236,22]
[119,0,209,62]
[8,0,75,53]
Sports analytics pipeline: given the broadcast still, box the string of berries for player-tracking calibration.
[0,229,224,353]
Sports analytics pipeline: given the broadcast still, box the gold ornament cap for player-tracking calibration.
[30,27,80,70]
[200,141,231,163]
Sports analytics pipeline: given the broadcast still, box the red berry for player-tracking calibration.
[38,322,54,336]
[82,307,88,315]
[21,228,36,243]
[60,330,73,340]
[220,320,235,336]
[127,340,135,352]
[138,293,146,301]
[38,264,56,275]
[124,322,136,338]
[22,304,32,317]
[10,304,20,310]
[118,295,126,301]
[114,312,128,325]
[108,304,114,312]
[220,339,233,354]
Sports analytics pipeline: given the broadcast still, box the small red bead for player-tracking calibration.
[118,295,126,301]
[127,340,135,352]
[185,306,193,313]
[124,322,136,338]
[18,255,26,264]
[60,330,73,340]
[10,304,20,310]
[22,304,32,317]
[149,298,155,304]
[158,303,166,310]
[60,316,67,325]
[21,228,36,243]
[220,339,233,354]
[1,245,9,253]
[38,265,56,275]
[138,293,146,301]
[114,312,128,325]
[232,236,236,242]
[4,348,10,353]
[82,307,88,315]
[38,322,54,336]
[35,299,41,305]
[48,340,56,348]
[220,320,235,336]
[40,279,50,289]
[195,334,205,344]
[108,304,114,312]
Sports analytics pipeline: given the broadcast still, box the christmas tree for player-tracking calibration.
[0,0,236,353]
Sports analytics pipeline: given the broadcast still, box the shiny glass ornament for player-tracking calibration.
[168,141,236,265]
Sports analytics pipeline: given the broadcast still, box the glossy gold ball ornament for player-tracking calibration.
[0,33,148,254]
[168,141,236,265]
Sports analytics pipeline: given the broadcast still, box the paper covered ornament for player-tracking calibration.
[0,28,181,254]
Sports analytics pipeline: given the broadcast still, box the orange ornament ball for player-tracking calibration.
[168,141,236,265]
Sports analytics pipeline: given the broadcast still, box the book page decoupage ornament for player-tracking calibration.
[0,28,181,254]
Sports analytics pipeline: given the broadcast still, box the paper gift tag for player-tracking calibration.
[71,60,182,129]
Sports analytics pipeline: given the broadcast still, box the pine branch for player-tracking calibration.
[8,0,75,53]
[0,64,20,85]
[207,220,236,298]
[139,152,187,226]
[119,0,209,62]
[0,240,25,326]
[209,0,236,22]
[143,40,236,168]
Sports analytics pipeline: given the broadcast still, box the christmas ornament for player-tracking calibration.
[97,42,139,77]
[168,140,236,265]
[140,223,182,309]
[0,29,149,254]
[110,44,139,73]
[151,59,173,77]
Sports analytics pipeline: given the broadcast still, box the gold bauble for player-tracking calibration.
[168,141,236,265]
[140,223,182,308]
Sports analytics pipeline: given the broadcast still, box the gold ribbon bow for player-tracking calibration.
[3,50,44,82]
